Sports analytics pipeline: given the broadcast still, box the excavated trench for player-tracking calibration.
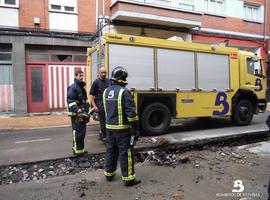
[1,132,269,185]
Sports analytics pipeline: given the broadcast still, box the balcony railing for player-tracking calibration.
[111,0,195,11]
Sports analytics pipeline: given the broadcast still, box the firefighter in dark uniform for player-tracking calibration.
[67,69,90,156]
[89,67,110,141]
[266,116,270,200]
[103,66,141,187]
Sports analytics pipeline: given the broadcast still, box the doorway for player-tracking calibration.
[26,64,48,112]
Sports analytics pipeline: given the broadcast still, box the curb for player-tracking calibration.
[0,125,71,132]
[0,123,99,132]
[135,128,270,152]
[2,128,269,167]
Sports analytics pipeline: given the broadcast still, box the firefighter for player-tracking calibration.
[103,66,141,187]
[266,114,270,200]
[89,67,110,141]
[67,69,90,156]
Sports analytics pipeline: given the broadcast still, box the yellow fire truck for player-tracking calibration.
[87,34,267,135]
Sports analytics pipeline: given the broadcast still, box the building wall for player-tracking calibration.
[0,35,91,114]
[103,25,192,40]
[110,2,202,22]
[267,0,270,52]
[19,0,48,29]
[201,15,264,35]
[193,35,266,58]
[78,0,96,33]
[18,0,97,33]
[0,36,28,115]
[110,1,265,36]
[0,0,96,115]
[245,0,265,4]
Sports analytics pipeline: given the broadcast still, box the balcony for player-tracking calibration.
[110,0,202,29]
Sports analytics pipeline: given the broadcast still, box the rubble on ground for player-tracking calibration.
[0,155,104,185]
[1,135,268,185]
[137,143,253,169]
[73,179,97,198]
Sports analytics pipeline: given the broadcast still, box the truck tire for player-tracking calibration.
[141,103,171,136]
[231,100,254,126]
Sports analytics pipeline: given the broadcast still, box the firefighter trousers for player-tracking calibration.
[71,117,86,154]
[104,130,136,183]
[97,103,106,138]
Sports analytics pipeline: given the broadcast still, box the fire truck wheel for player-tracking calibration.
[141,102,171,136]
[232,100,254,126]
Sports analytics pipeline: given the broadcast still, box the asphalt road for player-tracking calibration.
[0,140,269,200]
[0,113,268,166]
[0,124,104,166]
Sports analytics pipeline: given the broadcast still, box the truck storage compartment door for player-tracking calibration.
[108,44,154,91]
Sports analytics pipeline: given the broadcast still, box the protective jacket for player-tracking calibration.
[67,79,89,116]
[67,78,89,155]
[103,83,139,184]
[103,84,138,131]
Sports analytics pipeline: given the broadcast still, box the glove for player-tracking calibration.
[88,107,95,115]
[266,115,270,129]
[130,121,140,141]
[134,130,140,141]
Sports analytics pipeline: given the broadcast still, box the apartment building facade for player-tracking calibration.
[0,0,99,115]
[0,0,269,115]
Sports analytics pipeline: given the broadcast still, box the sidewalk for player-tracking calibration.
[0,113,98,131]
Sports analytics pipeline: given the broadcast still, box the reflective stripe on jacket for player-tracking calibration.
[103,84,138,131]
[67,79,89,116]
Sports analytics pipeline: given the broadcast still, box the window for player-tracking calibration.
[0,0,18,27]
[154,0,171,7]
[244,4,260,22]
[73,55,86,62]
[0,44,12,63]
[178,2,194,11]
[0,0,18,6]
[4,0,15,5]
[0,53,11,61]
[51,54,72,62]
[51,4,61,10]
[64,6,74,12]
[50,4,76,12]
[26,54,49,62]
[49,0,77,13]
[49,0,78,32]
[0,43,13,113]
[247,58,262,76]
[204,0,225,15]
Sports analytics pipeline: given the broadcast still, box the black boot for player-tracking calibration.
[73,148,88,156]
[124,179,141,187]
[105,175,115,182]
[98,131,103,141]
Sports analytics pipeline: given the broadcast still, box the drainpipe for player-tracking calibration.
[103,0,106,29]
[96,0,99,27]
[264,0,268,51]
[103,0,105,19]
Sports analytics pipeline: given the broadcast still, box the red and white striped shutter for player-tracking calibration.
[48,65,86,110]
[0,64,14,113]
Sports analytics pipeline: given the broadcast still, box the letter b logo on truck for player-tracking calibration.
[213,92,229,115]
